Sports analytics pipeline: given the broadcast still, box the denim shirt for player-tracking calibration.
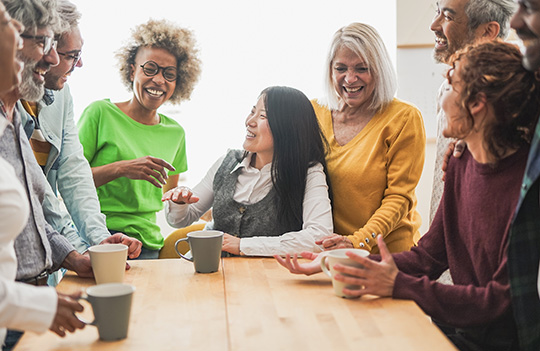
[19,85,110,253]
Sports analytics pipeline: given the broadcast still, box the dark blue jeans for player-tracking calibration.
[3,330,23,351]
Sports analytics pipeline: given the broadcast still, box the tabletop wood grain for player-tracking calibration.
[14,258,456,351]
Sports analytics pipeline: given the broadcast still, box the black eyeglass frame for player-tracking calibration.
[139,61,178,82]
[20,33,57,55]
[57,50,82,66]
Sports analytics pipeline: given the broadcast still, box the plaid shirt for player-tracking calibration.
[508,121,540,350]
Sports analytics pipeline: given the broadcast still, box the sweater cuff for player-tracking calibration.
[348,231,377,252]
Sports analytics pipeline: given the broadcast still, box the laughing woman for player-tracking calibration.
[77,19,201,259]
[313,23,425,254]
[162,86,333,256]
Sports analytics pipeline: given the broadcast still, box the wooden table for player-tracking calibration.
[15,258,456,351]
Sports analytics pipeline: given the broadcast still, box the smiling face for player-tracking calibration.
[511,0,540,71]
[130,46,177,112]
[440,63,473,139]
[18,26,60,102]
[243,95,274,166]
[331,46,374,110]
[431,0,475,64]
[45,26,84,91]
[0,2,24,94]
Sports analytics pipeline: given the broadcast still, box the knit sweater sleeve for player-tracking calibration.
[392,260,511,327]
[390,149,520,328]
[347,103,425,251]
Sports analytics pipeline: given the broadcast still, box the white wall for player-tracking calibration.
[69,0,396,186]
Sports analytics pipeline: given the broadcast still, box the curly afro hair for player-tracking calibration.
[116,19,202,105]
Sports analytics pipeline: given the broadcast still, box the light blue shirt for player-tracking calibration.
[19,85,110,253]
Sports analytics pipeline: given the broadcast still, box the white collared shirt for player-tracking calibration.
[165,152,333,256]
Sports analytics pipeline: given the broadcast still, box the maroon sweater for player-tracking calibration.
[391,146,529,327]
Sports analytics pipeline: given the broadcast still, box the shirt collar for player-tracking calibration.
[42,89,55,106]
[230,152,272,174]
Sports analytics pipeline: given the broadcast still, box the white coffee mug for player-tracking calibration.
[88,244,128,285]
[320,248,369,298]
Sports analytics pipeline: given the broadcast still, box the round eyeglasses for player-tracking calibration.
[139,61,177,82]
[20,34,57,55]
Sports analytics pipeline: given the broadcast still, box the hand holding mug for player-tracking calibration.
[333,235,398,298]
[49,292,85,337]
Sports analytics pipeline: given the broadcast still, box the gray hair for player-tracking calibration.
[57,0,80,30]
[465,0,516,39]
[3,0,65,34]
[323,23,397,113]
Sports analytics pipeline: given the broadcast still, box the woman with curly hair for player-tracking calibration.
[77,19,201,259]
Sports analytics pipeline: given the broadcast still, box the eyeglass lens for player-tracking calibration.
[21,34,56,55]
[141,61,177,82]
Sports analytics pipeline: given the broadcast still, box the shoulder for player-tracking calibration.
[80,99,115,120]
[159,114,184,130]
[446,148,472,175]
[82,99,113,113]
[224,149,244,161]
[384,98,423,119]
[310,99,331,115]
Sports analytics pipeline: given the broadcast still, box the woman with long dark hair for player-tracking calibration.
[162,86,333,256]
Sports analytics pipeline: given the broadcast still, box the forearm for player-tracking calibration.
[393,272,511,327]
[240,226,330,256]
[347,194,410,251]
[165,200,209,228]
[44,221,77,271]
[91,161,124,187]
[0,278,57,333]
[241,164,333,256]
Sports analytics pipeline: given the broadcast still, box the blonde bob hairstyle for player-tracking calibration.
[116,19,201,105]
[323,23,397,113]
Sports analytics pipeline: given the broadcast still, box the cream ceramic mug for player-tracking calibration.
[320,248,369,298]
[88,244,128,285]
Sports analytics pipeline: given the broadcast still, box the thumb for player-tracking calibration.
[377,235,392,261]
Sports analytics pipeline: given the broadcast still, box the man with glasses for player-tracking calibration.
[0,0,91,349]
[18,0,142,269]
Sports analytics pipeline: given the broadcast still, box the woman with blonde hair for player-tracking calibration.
[312,23,425,253]
[78,19,201,259]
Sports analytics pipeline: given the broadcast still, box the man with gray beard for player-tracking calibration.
[429,0,515,224]
[0,0,90,349]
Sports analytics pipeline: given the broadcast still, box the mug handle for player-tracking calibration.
[320,254,332,278]
[78,295,97,326]
[175,238,193,262]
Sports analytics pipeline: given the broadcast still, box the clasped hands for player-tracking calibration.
[275,235,399,298]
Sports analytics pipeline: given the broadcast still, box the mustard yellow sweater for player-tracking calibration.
[313,98,425,254]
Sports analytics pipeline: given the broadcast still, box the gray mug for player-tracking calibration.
[82,283,135,341]
[175,230,224,273]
